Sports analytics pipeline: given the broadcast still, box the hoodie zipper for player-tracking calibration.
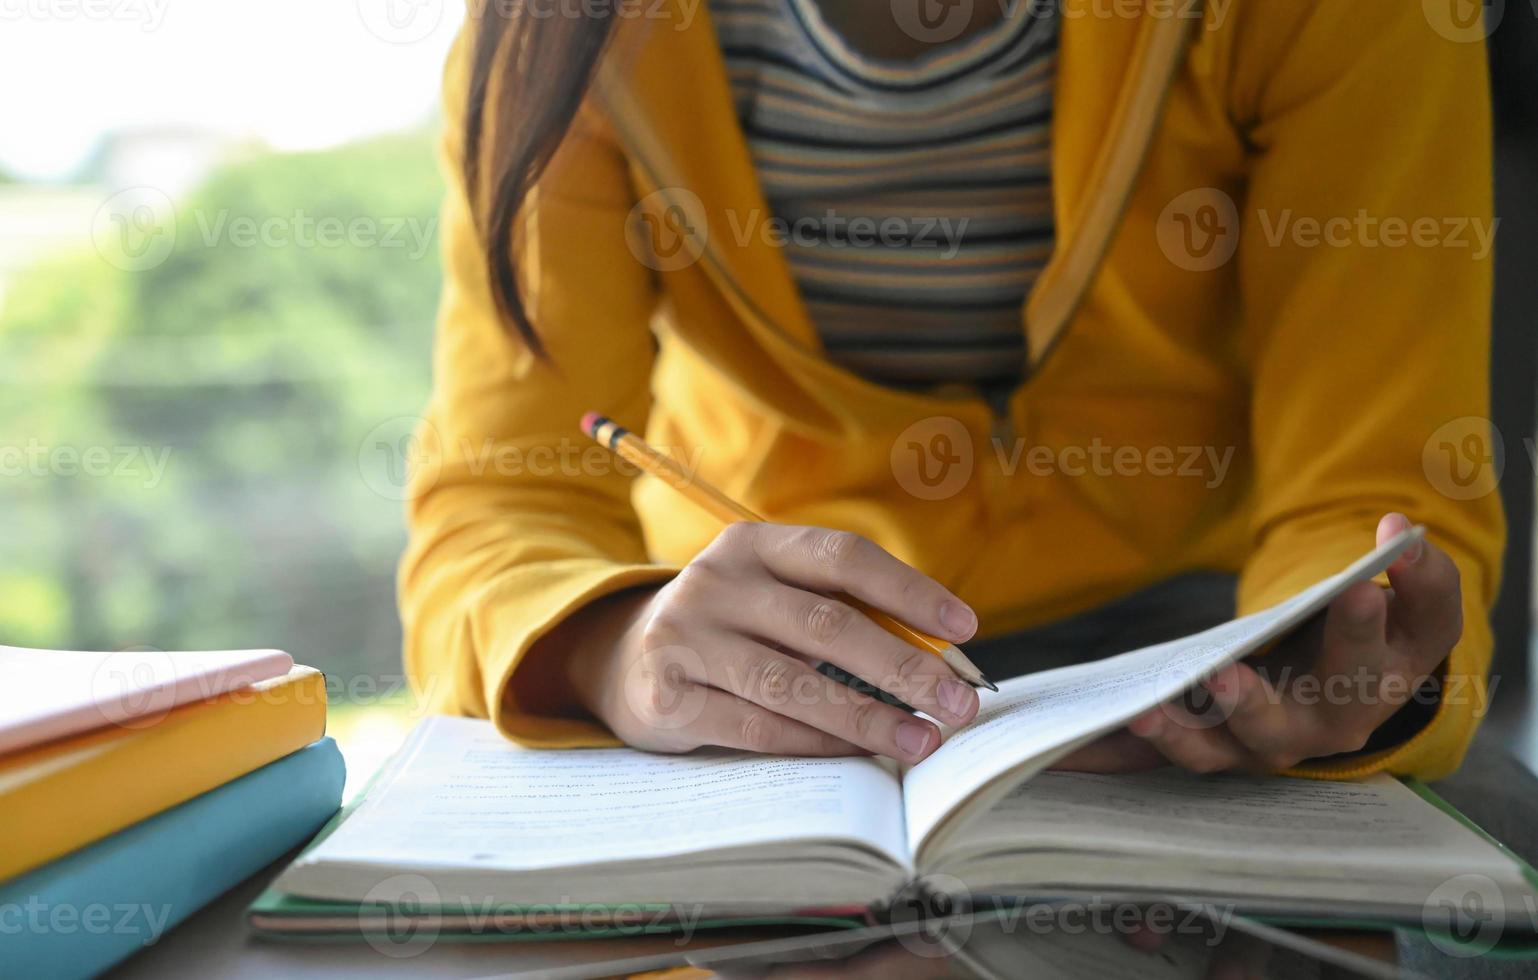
[983,383,1016,455]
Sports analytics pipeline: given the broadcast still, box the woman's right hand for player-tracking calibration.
[559,523,982,763]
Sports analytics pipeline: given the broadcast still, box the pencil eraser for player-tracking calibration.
[580,412,603,436]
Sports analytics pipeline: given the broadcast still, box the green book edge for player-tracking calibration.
[1251,777,1538,960]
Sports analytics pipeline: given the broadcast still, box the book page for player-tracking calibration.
[297,716,911,874]
[903,528,1423,859]
[962,770,1501,867]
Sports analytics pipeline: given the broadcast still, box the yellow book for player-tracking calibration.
[0,665,326,882]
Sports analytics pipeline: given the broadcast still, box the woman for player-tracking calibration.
[400,0,1502,781]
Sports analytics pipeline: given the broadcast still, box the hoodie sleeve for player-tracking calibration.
[399,29,674,748]
[1228,1,1504,780]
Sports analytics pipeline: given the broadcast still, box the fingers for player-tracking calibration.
[748,586,979,726]
[1310,581,1414,749]
[1203,661,1347,769]
[690,523,981,724]
[1318,579,1393,716]
[1323,578,1389,657]
[1378,512,1464,664]
[1051,730,1166,773]
[683,632,944,763]
[1120,515,1466,777]
[1202,662,1299,768]
[675,684,864,757]
[741,524,979,644]
[634,524,971,762]
[652,557,973,735]
[1188,578,1410,769]
[1127,702,1254,774]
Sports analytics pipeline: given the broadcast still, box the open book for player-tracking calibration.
[273,529,1538,925]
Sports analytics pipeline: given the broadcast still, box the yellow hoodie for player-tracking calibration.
[401,0,1504,780]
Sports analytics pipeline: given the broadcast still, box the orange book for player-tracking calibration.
[0,665,326,882]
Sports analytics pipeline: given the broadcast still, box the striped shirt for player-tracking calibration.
[710,0,1059,391]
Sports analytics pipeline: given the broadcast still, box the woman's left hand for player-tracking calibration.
[1061,512,1464,775]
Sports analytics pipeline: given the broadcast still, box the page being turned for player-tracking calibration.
[902,527,1424,860]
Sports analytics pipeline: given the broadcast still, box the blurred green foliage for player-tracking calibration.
[0,131,443,695]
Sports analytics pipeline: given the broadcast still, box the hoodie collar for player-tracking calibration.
[598,0,1201,379]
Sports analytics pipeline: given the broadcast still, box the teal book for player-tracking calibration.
[3,737,344,979]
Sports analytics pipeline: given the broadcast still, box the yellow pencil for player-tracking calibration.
[581,412,998,692]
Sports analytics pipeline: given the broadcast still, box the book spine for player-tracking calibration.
[0,667,328,880]
[1,738,344,980]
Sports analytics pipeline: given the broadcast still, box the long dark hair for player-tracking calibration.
[463,9,616,357]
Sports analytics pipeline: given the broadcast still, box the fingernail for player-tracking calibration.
[896,721,935,760]
[1386,513,1421,562]
[1129,713,1163,738]
[938,679,977,723]
[939,600,977,640]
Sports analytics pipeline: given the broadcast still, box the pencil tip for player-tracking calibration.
[981,676,1000,693]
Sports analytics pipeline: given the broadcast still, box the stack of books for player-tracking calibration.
[0,645,344,978]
